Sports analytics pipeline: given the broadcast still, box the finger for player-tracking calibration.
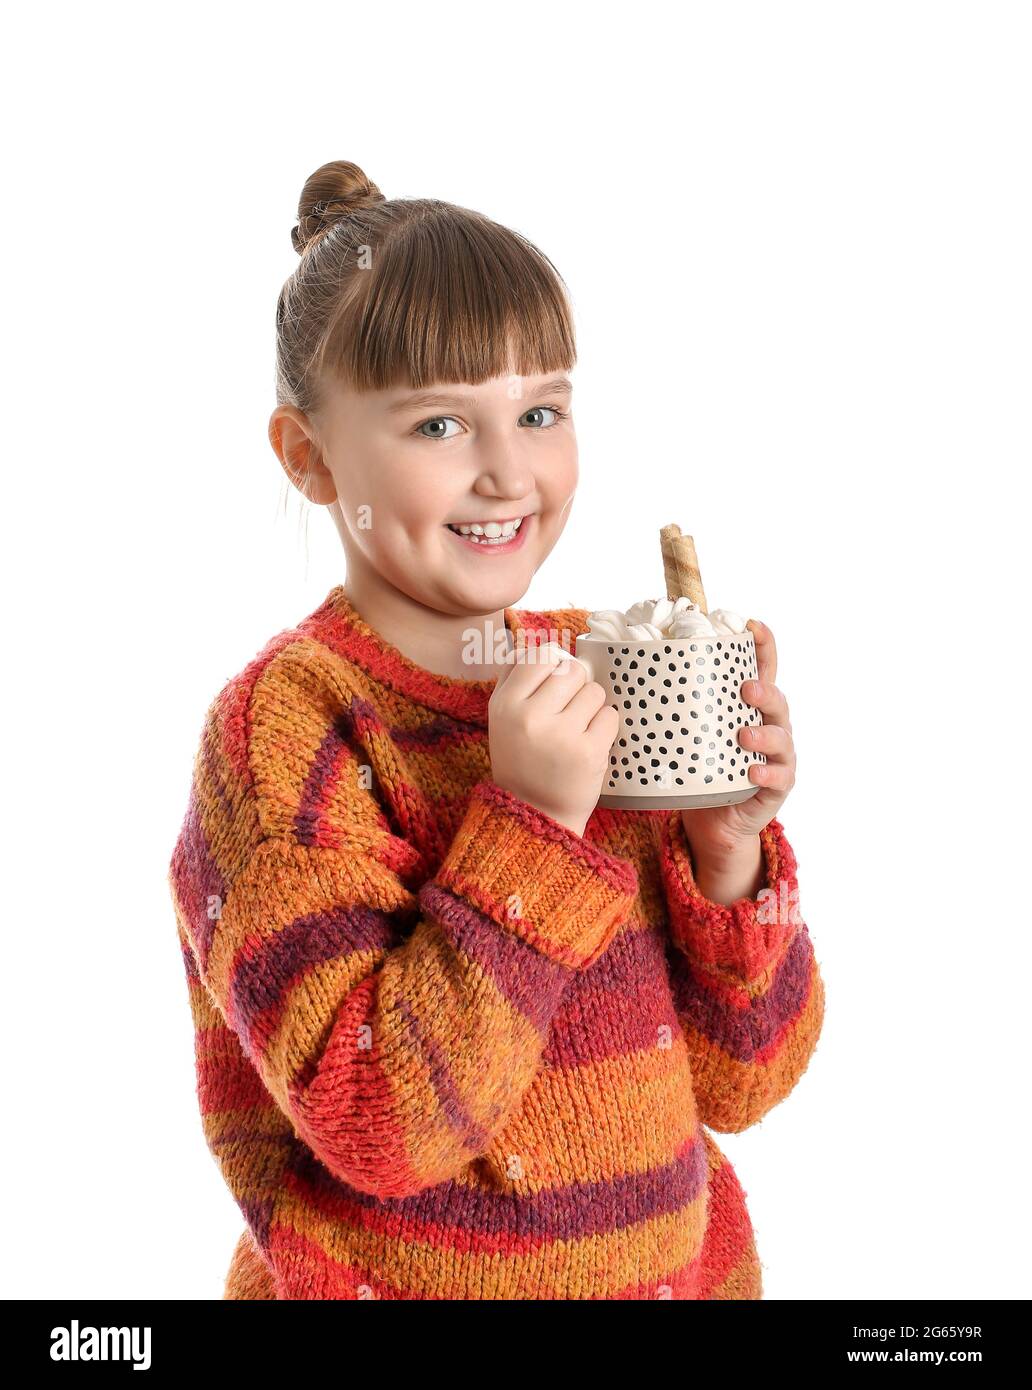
[536,644,595,711]
[738,722,794,762]
[586,697,620,742]
[489,644,553,700]
[562,679,611,731]
[739,677,790,731]
[747,619,777,686]
[747,759,795,794]
[502,641,583,704]
[496,639,568,690]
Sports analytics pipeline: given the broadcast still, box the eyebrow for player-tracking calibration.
[387,377,573,413]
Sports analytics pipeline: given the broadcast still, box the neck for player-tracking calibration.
[342,556,512,681]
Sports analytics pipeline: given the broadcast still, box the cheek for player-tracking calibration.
[540,448,579,510]
[545,447,578,497]
[390,474,460,533]
[344,461,459,537]
[366,488,466,561]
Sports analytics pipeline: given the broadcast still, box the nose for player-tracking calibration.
[472,454,533,502]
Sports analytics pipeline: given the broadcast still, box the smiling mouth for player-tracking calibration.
[445,515,529,545]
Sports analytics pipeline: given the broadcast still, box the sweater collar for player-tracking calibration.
[303,584,580,725]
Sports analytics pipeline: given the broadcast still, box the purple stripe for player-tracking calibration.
[545,924,679,1065]
[349,690,484,749]
[239,1197,276,1252]
[419,882,574,1032]
[180,935,200,983]
[394,996,492,1153]
[669,926,815,1061]
[293,720,351,846]
[339,692,485,755]
[347,694,381,740]
[289,1129,709,1240]
[169,789,226,970]
[230,903,397,1036]
[390,713,487,749]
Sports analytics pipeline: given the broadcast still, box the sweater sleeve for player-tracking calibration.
[657,809,825,1133]
[169,692,639,1200]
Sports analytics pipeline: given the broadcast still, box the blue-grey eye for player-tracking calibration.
[417,416,462,439]
[520,406,560,428]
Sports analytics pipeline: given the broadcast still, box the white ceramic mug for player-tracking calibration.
[574,629,766,809]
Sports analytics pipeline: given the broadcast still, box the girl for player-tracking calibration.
[168,159,824,1301]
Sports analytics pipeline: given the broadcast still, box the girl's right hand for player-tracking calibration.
[488,641,619,838]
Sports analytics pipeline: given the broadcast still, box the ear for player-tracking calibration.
[268,406,338,505]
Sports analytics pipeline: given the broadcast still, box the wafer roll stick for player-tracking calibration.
[660,524,708,612]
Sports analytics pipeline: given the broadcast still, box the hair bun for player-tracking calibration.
[291,160,386,254]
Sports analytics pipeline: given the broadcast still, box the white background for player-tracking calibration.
[3,0,1029,1300]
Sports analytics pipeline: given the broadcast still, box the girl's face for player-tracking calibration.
[299,370,578,617]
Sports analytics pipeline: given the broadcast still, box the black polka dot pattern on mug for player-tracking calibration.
[601,637,766,792]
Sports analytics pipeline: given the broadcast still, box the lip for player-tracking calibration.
[444,514,533,554]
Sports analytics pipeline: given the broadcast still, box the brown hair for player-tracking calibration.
[275,160,577,418]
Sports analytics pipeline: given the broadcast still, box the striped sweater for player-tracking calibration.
[168,584,825,1300]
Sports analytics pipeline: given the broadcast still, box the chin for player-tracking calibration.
[434,576,530,615]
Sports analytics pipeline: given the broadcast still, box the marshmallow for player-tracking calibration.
[709,608,748,635]
[668,612,718,639]
[586,598,749,642]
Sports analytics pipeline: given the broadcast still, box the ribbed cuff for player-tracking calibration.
[430,781,639,969]
[660,809,800,982]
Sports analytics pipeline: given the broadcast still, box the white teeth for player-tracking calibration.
[448,516,526,544]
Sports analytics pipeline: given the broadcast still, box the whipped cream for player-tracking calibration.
[585,596,749,642]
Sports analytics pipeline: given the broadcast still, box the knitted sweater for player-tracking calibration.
[168,584,825,1300]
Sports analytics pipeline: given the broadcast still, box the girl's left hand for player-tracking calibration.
[679,618,797,860]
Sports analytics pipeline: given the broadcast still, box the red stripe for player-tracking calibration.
[267,1225,418,1300]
